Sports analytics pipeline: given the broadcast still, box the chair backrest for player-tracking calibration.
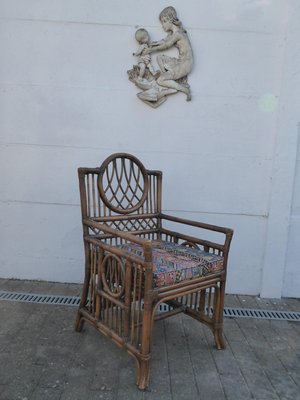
[78,153,162,239]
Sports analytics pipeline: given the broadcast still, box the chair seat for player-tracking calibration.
[120,240,224,288]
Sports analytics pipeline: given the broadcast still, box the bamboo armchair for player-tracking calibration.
[75,153,233,389]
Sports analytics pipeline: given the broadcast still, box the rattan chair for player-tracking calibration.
[75,153,233,389]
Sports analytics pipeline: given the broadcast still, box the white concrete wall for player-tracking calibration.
[283,126,300,297]
[0,0,299,297]
[260,0,300,298]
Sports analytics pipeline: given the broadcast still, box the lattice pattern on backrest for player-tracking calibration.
[78,153,162,236]
[98,154,148,214]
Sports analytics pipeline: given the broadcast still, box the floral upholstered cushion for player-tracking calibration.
[119,240,224,289]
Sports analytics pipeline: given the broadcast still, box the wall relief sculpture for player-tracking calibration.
[127,6,194,108]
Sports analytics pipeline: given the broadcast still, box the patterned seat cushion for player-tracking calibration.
[119,240,224,289]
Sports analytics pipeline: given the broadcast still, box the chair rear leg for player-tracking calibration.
[182,286,226,350]
[75,312,85,332]
[75,244,91,332]
[75,273,89,332]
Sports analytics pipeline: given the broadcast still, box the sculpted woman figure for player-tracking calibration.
[146,6,193,101]
[127,7,194,107]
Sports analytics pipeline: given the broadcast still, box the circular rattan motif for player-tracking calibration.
[101,254,125,298]
[98,153,148,214]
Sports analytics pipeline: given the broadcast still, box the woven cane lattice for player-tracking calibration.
[109,218,158,232]
[98,154,148,214]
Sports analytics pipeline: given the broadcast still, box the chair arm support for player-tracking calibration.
[82,218,152,252]
[159,228,224,252]
[85,235,147,266]
[159,213,234,250]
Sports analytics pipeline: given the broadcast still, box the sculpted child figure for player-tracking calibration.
[133,28,159,79]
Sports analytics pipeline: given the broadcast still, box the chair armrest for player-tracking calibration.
[160,213,233,235]
[159,213,233,251]
[83,218,152,249]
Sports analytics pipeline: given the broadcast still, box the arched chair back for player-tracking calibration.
[78,153,162,241]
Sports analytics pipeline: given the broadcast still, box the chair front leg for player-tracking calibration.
[136,266,155,390]
[136,304,155,390]
[213,281,226,350]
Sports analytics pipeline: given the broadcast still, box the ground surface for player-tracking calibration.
[0,279,299,400]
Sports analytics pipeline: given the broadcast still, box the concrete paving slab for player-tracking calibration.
[0,279,299,400]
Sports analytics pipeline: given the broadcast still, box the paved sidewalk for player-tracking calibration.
[0,279,299,400]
